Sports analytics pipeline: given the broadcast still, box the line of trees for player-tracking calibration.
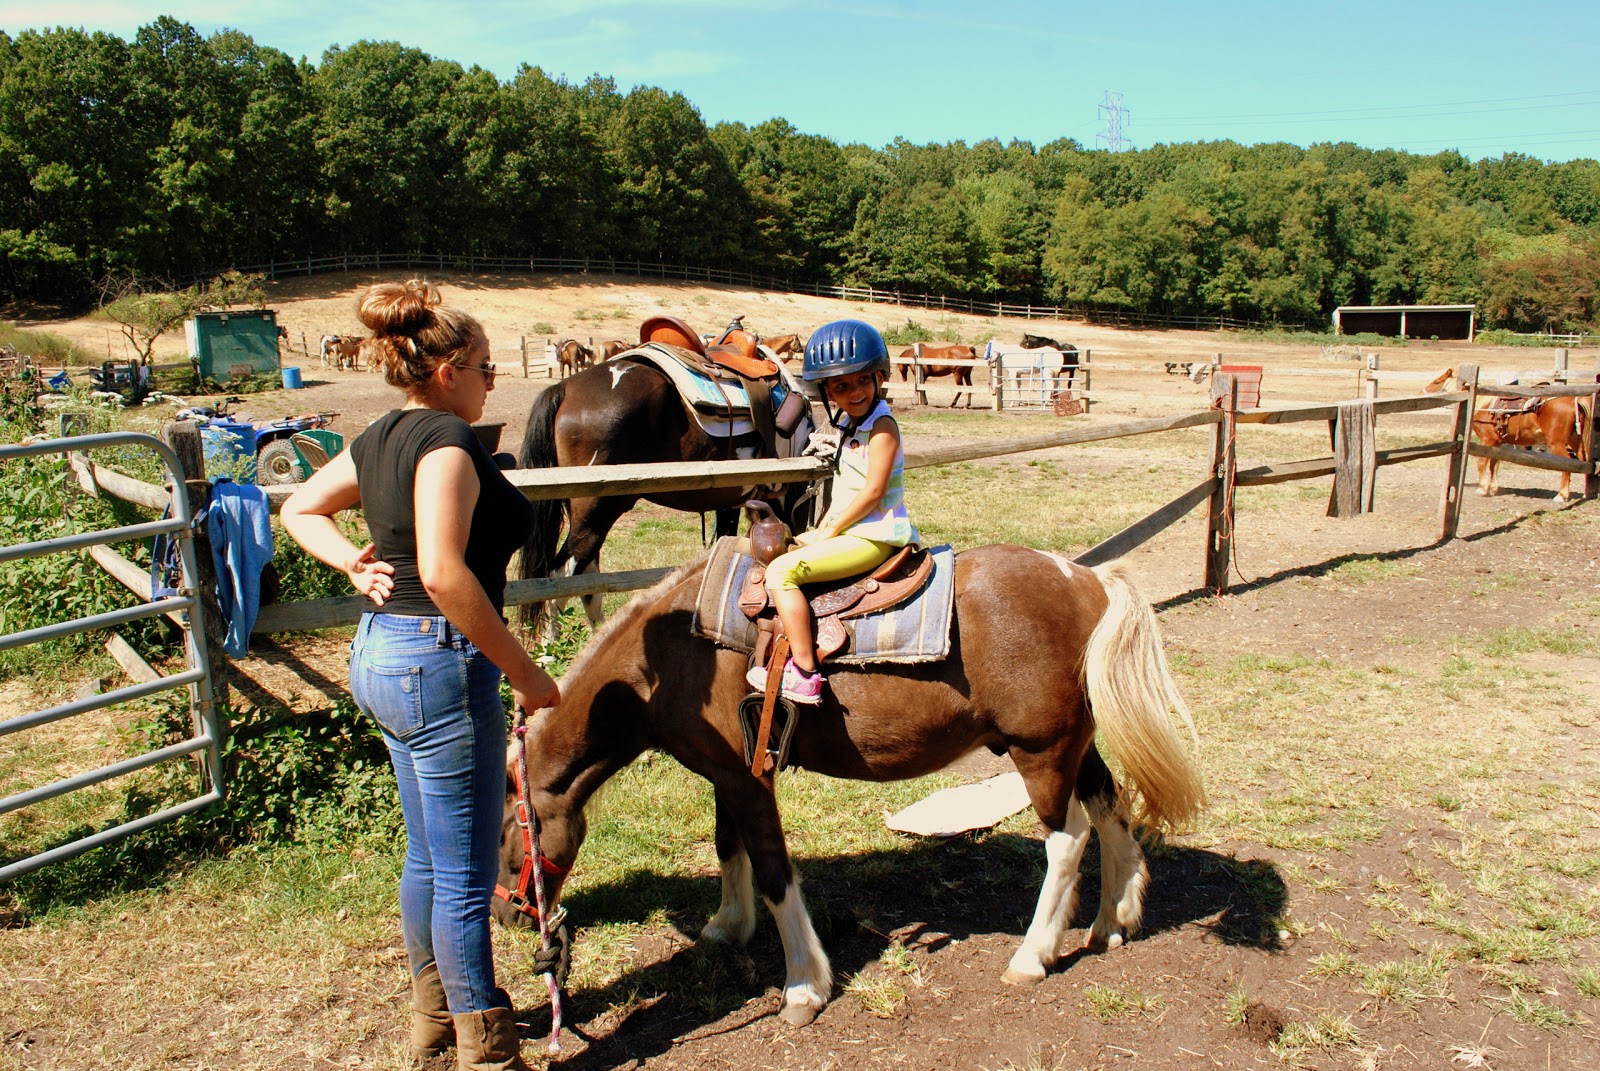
[4,17,1600,332]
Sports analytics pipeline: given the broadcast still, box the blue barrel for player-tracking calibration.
[200,420,258,481]
[281,366,303,389]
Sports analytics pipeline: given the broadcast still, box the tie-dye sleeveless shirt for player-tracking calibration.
[825,399,919,546]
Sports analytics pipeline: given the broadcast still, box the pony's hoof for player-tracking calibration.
[1085,929,1126,953]
[1002,965,1046,986]
[778,1000,822,1027]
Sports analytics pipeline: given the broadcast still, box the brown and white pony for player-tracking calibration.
[596,339,630,362]
[496,545,1204,1026]
[1472,394,1590,500]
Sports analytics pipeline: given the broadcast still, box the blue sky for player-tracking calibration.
[4,1,1598,162]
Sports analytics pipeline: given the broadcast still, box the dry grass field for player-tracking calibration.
[3,274,1598,1070]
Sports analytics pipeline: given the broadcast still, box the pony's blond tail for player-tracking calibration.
[1083,561,1205,832]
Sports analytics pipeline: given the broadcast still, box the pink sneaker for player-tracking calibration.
[744,658,824,704]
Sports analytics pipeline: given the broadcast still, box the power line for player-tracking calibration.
[1145,88,1600,123]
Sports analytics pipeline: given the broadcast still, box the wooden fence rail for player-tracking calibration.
[66,370,1597,645]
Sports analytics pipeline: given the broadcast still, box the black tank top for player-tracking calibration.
[349,409,534,615]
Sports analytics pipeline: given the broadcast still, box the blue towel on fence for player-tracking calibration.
[691,537,956,664]
[206,478,274,657]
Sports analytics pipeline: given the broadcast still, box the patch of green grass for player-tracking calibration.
[1223,986,1250,1025]
[1569,966,1600,998]
[1306,952,1360,977]
[1082,983,1162,1021]
[1270,1013,1362,1062]
[1480,627,1596,657]
[1359,946,1452,1006]
[530,321,555,334]
[1506,989,1573,1029]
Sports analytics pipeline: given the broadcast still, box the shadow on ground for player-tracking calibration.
[527,837,1285,1069]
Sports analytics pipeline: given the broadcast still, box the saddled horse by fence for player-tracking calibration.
[496,546,1203,1025]
[596,339,630,362]
[1472,393,1590,500]
[516,354,818,625]
[555,340,594,377]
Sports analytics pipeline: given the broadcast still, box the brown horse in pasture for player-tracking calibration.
[1471,394,1590,500]
[555,339,594,377]
[896,344,981,407]
[496,546,1203,1026]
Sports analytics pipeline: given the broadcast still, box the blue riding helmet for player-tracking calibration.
[802,320,889,382]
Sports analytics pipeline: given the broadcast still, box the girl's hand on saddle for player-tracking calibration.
[512,663,561,713]
[346,543,396,606]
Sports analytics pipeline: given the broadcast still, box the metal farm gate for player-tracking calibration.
[0,432,222,880]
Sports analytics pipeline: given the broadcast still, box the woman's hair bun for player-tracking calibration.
[358,279,441,337]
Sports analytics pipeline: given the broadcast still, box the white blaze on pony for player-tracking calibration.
[495,544,1202,1027]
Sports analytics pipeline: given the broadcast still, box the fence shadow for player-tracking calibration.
[1154,499,1589,612]
[525,837,1284,1068]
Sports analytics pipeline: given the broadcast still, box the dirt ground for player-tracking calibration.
[9,276,1600,1070]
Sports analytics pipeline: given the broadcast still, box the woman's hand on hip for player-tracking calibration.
[346,543,396,606]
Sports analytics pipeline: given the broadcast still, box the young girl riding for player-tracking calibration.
[746,319,919,704]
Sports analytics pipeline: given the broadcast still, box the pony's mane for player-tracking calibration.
[557,545,714,689]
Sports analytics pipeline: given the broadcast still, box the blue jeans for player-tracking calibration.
[351,612,507,1014]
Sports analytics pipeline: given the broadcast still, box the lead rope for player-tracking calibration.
[513,707,564,1055]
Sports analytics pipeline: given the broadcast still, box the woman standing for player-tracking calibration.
[282,281,559,1071]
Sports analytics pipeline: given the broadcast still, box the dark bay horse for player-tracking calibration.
[517,358,816,624]
[896,344,981,407]
[1021,333,1080,390]
[1471,394,1589,500]
[497,545,1204,1025]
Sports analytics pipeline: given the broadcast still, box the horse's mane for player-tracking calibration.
[557,545,714,689]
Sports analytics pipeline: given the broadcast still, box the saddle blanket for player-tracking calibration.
[624,343,803,441]
[692,536,956,665]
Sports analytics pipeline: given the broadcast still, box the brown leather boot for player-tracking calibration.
[453,1006,530,1071]
[408,963,455,1067]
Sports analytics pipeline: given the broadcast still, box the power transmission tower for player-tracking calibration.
[1097,91,1131,152]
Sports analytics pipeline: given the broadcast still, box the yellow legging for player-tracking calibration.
[764,534,897,591]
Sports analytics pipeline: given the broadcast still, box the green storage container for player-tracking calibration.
[185,310,281,382]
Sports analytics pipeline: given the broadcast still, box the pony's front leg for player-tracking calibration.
[724,776,831,1025]
[1556,472,1574,501]
[1475,456,1495,496]
[701,788,756,945]
[1003,796,1091,985]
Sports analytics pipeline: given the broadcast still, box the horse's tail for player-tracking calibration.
[1083,561,1205,832]
[518,381,568,583]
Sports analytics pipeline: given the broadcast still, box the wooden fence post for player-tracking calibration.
[521,336,528,378]
[1554,348,1569,382]
[1081,350,1092,415]
[161,422,230,715]
[1364,353,1379,402]
[913,343,927,406]
[1440,364,1478,541]
[1587,355,1600,499]
[1204,374,1238,593]
[990,344,1004,413]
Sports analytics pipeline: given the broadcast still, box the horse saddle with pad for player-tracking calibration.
[624,341,810,450]
[692,534,956,667]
